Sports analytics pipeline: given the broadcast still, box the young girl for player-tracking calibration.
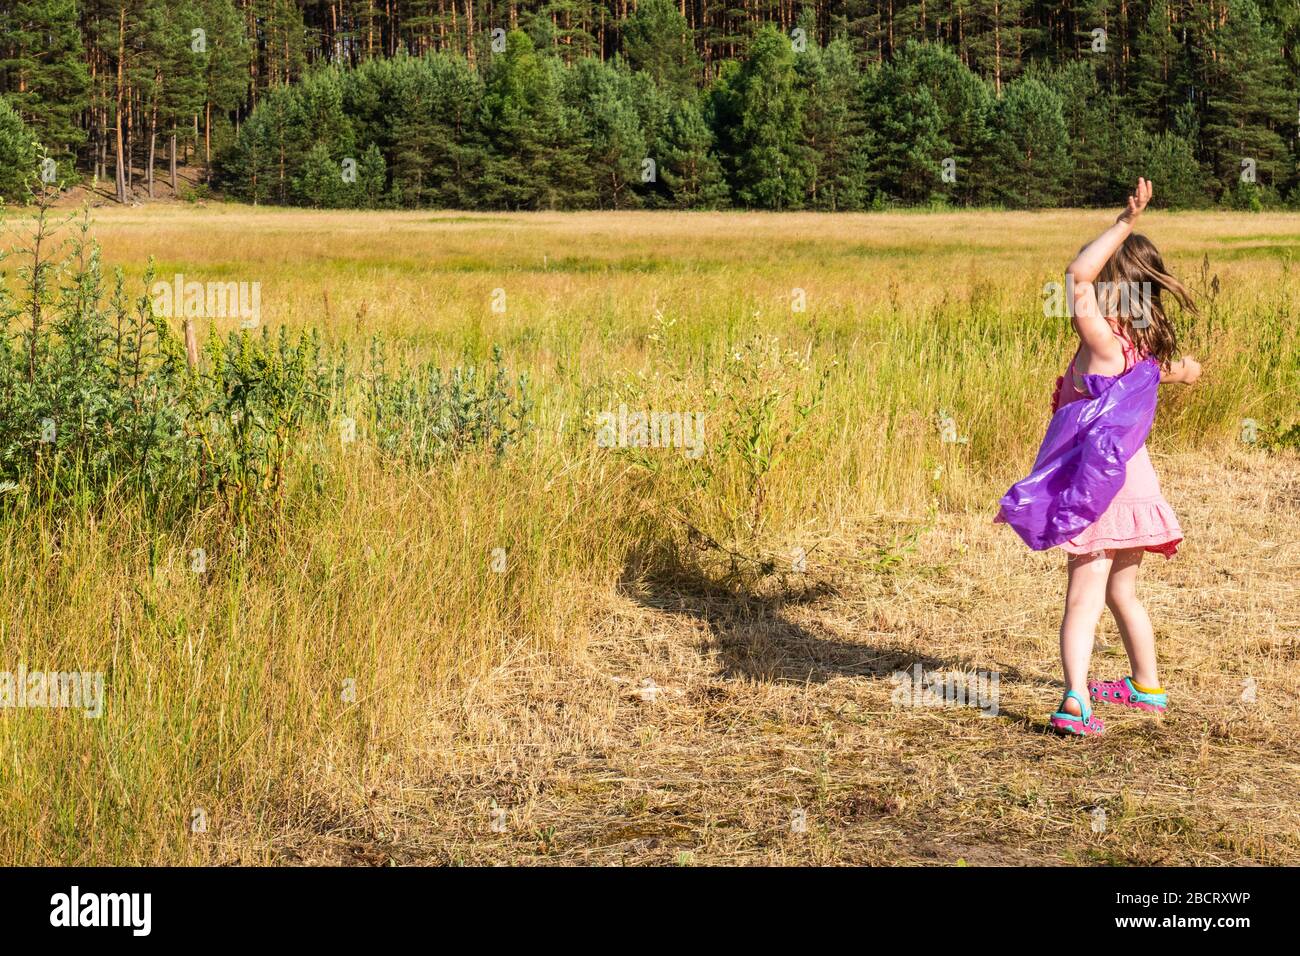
[997,178,1202,736]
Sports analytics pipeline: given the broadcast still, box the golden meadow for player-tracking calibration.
[0,205,1296,864]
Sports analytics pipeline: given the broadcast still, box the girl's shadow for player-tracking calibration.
[620,557,1054,703]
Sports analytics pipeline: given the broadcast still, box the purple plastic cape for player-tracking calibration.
[996,357,1160,551]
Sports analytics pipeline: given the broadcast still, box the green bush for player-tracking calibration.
[363,341,532,466]
[0,202,532,526]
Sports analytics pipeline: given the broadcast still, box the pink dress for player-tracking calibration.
[1051,330,1183,557]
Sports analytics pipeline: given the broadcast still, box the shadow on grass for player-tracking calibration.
[619,545,1057,705]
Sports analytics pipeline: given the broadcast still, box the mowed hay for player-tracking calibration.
[0,206,1295,864]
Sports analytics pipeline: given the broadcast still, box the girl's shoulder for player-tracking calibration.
[1106,319,1144,367]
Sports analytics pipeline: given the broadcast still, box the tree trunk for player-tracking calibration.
[465,0,475,69]
[170,133,178,190]
[127,84,138,192]
[114,6,127,204]
[91,57,101,185]
[994,0,1003,96]
[205,100,212,184]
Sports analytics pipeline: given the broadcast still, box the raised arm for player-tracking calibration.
[1065,178,1152,358]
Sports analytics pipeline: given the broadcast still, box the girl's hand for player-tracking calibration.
[1117,177,1152,224]
[1161,356,1201,385]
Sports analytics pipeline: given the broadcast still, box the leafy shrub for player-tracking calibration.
[0,200,532,525]
[363,340,532,466]
[178,183,212,203]
[1257,419,1300,451]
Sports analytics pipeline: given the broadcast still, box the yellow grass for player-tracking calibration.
[0,205,1296,864]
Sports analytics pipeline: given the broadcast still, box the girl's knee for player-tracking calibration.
[1065,589,1107,617]
[1106,588,1141,614]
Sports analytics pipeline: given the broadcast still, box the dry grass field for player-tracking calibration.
[0,205,1296,865]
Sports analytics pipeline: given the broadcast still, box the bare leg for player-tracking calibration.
[1105,548,1160,688]
[1059,550,1113,715]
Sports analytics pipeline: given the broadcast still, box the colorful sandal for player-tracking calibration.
[1089,676,1167,714]
[1048,690,1104,737]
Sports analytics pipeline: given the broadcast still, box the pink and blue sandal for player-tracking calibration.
[1048,691,1104,737]
[1088,676,1167,714]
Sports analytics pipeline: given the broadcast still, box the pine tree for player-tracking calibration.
[197,0,251,183]
[1123,130,1208,208]
[1129,0,1186,132]
[479,31,585,210]
[0,0,90,165]
[1200,0,1294,200]
[860,64,949,205]
[563,58,647,209]
[861,42,992,205]
[222,83,297,203]
[625,69,672,207]
[529,0,601,61]
[0,96,40,201]
[621,0,701,97]
[422,55,488,209]
[963,0,1030,96]
[987,75,1070,207]
[1032,59,1132,205]
[293,141,348,207]
[157,0,205,192]
[795,25,869,211]
[356,142,387,207]
[658,97,729,209]
[708,26,811,210]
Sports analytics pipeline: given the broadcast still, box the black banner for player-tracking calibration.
[0,866,1279,942]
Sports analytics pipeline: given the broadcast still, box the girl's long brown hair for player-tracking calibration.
[1095,233,1197,367]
